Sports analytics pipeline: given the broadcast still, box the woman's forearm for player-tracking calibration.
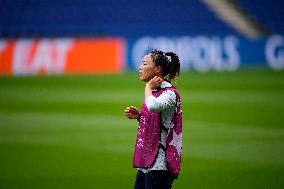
[145,84,152,99]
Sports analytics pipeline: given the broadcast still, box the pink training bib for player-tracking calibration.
[133,87,182,177]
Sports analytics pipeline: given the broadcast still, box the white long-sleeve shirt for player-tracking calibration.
[139,81,177,173]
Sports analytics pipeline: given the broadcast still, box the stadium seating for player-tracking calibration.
[0,0,236,38]
[238,0,284,34]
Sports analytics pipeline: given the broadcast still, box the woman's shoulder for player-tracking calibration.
[160,82,181,100]
[160,81,172,88]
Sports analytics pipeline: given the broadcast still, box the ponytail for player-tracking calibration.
[165,52,180,81]
[149,50,181,82]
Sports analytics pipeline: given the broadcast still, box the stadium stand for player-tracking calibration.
[238,0,284,34]
[1,0,237,38]
[1,0,283,73]
[1,0,283,38]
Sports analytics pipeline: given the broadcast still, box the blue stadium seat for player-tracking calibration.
[0,0,282,38]
[238,0,284,34]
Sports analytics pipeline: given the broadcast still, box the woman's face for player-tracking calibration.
[138,54,157,82]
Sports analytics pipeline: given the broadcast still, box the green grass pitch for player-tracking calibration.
[0,69,284,189]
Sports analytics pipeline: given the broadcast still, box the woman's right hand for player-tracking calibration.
[124,106,140,119]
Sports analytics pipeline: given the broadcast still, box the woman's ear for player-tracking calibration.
[154,66,162,74]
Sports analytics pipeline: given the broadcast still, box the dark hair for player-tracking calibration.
[149,49,180,81]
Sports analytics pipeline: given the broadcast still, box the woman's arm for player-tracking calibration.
[145,90,176,112]
[145,76,163,98]
[144,76,176,112]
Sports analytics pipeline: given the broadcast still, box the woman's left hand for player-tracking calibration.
[146,76,163,90]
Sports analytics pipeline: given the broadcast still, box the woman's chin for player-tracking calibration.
[139,76,147,82]
[139,77,145,82]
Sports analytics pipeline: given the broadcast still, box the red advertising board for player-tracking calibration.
[0,38,125,75]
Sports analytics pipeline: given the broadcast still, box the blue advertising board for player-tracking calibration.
[127,35,284,72]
